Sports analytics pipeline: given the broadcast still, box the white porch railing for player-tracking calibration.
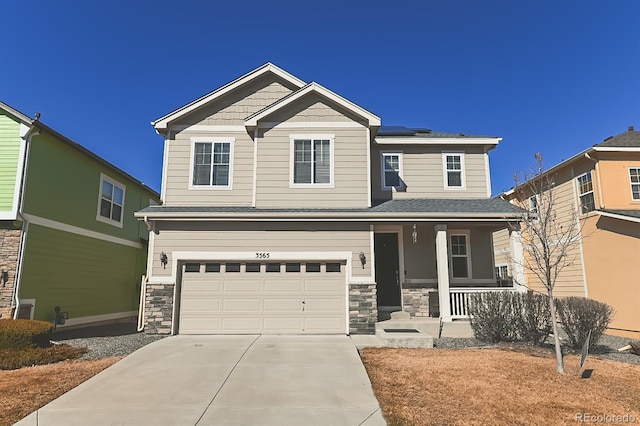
[450,287,517,319]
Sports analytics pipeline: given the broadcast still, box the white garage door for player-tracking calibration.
[178,261,347,334]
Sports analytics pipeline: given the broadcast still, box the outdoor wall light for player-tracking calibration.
[1,270,8,287]
[412,224,418,244]
[359,251,366,269]
[160,252,168,269]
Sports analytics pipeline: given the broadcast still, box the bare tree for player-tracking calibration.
[511,153,584,374]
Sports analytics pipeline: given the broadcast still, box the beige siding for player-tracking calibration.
[175,74,298,126]
[151,222,372,278]
[264,94,367,124]
[256,125,369,208]
[492,228,510,268]
[372,145,489,201]
[163,130,254,206]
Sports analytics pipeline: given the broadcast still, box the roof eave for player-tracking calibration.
[375,137,502,145]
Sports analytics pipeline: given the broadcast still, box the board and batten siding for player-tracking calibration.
[256,125,369,208]
[150,222,372,279]
[163,130,254,206]
[175,74,299,127]
[372,145,489,200]
[0,112,22,214]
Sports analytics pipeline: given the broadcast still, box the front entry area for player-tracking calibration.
[374,233,401,318]
[178,260,347,334]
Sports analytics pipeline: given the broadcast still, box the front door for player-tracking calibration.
[374,233,401,308]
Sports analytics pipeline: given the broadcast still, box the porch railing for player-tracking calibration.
[450,287,517,319]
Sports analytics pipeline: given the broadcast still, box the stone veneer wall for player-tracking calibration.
[349,283,377,334]
[402,284,438,318]
[0,227,22,319]
[144,283,174,334]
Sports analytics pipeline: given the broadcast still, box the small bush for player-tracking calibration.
[556,297,614,350]
[518,292,552,346]
[468,291,522,343]
[0,319,53,350]
[0,344,87,370]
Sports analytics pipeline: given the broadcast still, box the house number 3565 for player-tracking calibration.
[256,252,270,259]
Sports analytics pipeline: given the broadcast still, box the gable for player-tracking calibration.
[257,93,368,126]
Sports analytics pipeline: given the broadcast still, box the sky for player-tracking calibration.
[2,1,639,196]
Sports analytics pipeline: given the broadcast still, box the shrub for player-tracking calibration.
[0,344,87,370]
[518,292,552,346]
[555,297,614,350]
[0,319,53,350]
[468,291,522,343]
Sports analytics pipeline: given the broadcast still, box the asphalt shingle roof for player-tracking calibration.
[377,126,496,139]
[597,129,640,148]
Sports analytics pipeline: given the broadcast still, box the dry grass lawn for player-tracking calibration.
[0,357,120,426]
[361,348,640,426]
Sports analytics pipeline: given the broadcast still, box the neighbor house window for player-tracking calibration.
[449,233,470,278]
[381,153,403,189]
[528,195,538,214]
[443,152,465,189]
[577,172,595,214]
[192,139,233,187]
[495,264,509,279]
[291,135,333,185]
[97,174,125,226]
[630,168,640,200]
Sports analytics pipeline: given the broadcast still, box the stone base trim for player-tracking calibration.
[349,282,377,335]
[402,286,438,318]
[0,226,22,318]
[144,283,174,334]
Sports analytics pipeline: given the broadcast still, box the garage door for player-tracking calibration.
[178,260,347,334]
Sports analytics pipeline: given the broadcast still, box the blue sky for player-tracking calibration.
[2,1,639,195]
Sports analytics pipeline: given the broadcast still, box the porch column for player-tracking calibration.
[435,224,452,322]
[509,224,527,292]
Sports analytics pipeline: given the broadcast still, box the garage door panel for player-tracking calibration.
[183,281,222,293]
[223,280,262,292]
[263,298,302,311]
[222,317,261,331]
[304,317,345,332]
[181,298,221,312]
[264,280,304,292]
[305,298,344,312]
[180,317,221,333]
[223,299,261,312]
[263,317,304,332]
[304,279,343,293]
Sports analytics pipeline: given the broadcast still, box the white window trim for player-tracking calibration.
[188,137,235,190]
[576,171,595,215]
[448,230,472,281]
[628,167,640,201]
[289,134,335,188]
[380,152,404,190]
[442,151,466,190]
[495,263,509,279]
[96,173,126,228]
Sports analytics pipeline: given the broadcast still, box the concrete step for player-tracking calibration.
[375,319,474,339]
[375,328,434,348]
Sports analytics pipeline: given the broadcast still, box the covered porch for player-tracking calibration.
[372,221,526,322]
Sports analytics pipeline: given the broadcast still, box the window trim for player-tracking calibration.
[380,151,404,190]
[189,137,235,190]
[442,151,466,190]
[629,167,640,201]
[495,263,509,280]
[96,173,126,228]
[448,230,472,280]
[576,171,595,215]
[289,134,335,188]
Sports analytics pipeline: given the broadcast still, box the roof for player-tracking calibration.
[0,101,159,198]
[152,63,306,132]
[596,128,640,148]
[597,209,640,223]
[245,82,381,127]
[378,126,496,139]
[135,198,526,221]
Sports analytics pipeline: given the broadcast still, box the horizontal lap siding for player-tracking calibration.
[372,145,489,200]
[492,228,510,267]
[151,222,372,279]
[164,130,254,206]
[0,113,21,213]
[256,126,369,208]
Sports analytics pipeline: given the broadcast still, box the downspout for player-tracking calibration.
[584,152,603,208]
[137,216,155,331]
[12,122,39,319]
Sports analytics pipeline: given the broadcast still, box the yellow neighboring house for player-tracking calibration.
[495,126,640,339]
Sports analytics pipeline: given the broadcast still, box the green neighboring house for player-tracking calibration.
[0,101,159,326]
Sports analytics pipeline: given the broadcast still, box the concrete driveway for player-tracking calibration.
[17,335,386,426]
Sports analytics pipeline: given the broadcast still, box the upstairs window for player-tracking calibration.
[291,135,333,186]
[630,168,640,200]
[191,139,233,188]
[528,195,538,214]
[97,174,125,227]
[577,172,595,214]
[381,153,403,189]
[443,152,465,189]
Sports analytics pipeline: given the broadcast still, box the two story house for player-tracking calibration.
[136,63,527,335]
[495,127,640,339]
[0,101,159,326]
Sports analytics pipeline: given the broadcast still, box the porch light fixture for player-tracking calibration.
[160,252,168,269]
[359,251,366,269]
[1,270,7,287]
[412,224,418,244]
